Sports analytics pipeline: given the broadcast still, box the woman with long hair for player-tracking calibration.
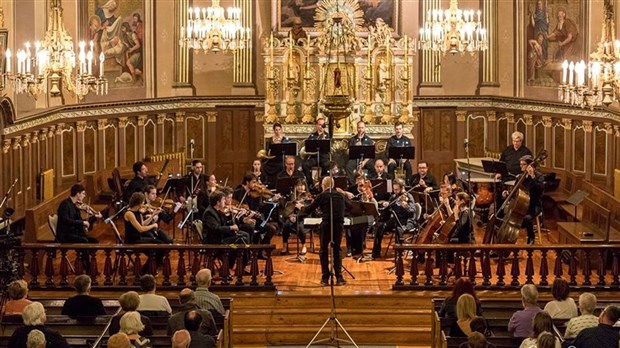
[439,278,482,318]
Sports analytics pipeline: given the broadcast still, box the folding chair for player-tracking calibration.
[48,214,76,274]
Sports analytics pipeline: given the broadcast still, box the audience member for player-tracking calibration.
[564,293,599,338]
[518,312,561,348]
[119,311,153,348]
[25,329,45,348]
[194,269,225,316]
[60,275,106,319]
[466,332,488,348]
[470,317,493,338]
[536,332,557,348]
[439,278,482,318]
[172,329,191,348]
[2,280,32,316]
[508,284,542,338]
[184,310,216,348]
[168,288,217,336]
[450,294,478,337]
[107,332,131,348]
[109,291,154,337]
[8,302,70,348]
[543,278,577,319]
[572,305,620,348]
[137,274,172,314]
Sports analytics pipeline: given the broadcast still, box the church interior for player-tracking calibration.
[1,0,620,347]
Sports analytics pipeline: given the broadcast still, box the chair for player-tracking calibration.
[48,214,76,274]
[109,220,136,281]
[534,212,545,244]
[384,202,423,258]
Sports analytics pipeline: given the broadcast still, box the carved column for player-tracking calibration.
[97,119,107,170]
[11,137,22,215]
[47,126,56,174]
[137,116,147,161]
[118,117,128,166]
[232,0,255,94]
[76,121,86,181]
[418,0,443,94]
[411,110,421,167]
[175,112,185,152]
[39,128,48,170]
[21,134,32,207]
[487,111,497,152]
[478,0,499,94]
[456,111,467,158]
[505,112,515,147]
[173,0,194,95]
[583,120,593,181]
[524,114,533,151]
[157,113,166,154]
[562,118,572,172]
[604,123,614,188]
[542,116,552,167]
[55,125,63,187]
[206,111,218,174]
[614,125,620,180]
[1,140,10,197]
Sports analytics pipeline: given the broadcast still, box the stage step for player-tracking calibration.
[234,308,430,326]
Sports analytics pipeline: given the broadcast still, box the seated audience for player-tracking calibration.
[195,269,225,316]
[518,312,561,348]
[572,305,620,348]
[2,280,32,316]
[450,294,478,337]
[9,302,70,348]
[168,288,217,336]
[137,274,172,314]
[508,284,542,338]
[439,278,482,318]
[26,329,45,348]
[470,317,493,338]
[119,311,153,348]
[458,322,496,348]
[172,329,191,348]
[464,332,489,348]
[536,332,557,348]
[184,310,216,348]
[109,291,154,337]
[107,333,131,348]
[60,275,106,319]
[543,278,577,319]
[564,292,599,338]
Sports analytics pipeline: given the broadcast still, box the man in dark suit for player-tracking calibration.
[202,191,250,245]
[56,184,101,243]
[167,288,217,337]
[184,310,216,348]
[123,161,151,204]
[61,275,106,320]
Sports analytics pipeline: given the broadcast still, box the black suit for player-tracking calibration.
[386,135,413,182]
[123,176,149,204]
[346,134,375,182]
[521,172,544,243]
[202,206,249,245]
[57,198,97,243]
[61,294,106,319]
[302,131,331,188]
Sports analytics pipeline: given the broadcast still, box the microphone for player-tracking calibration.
[464,138,469,148]
[190,139,195,149]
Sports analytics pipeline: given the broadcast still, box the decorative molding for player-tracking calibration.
[55,124,64,135]
[137,115,147,126]
[97,119,107,130]
[456,111,467,122]
[48,126,56,138]
[614,125,620,137]
[22,134,30,147]
[76,121,87,133]
[2,139,10,154]
[542,116,552,128]
[411,110,420,122]
[206,112,217,122]
[175,112,185,123]
[118,117,129,128]
[30,132,38,144]
[505,112,514,123]
[582,120,593,133]
[523,114,533,126]
[12,136,21,150]
[562,118,572,130]
[255,111,265,122]
[39,128,47,141]
[157,113,166,125]
[604,122,613,134]
[486,111,496,122]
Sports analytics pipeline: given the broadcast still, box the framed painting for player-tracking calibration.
[524,0,587,95]
[275,0,399,34]
[83,0,146,99]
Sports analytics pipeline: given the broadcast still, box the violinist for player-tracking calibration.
[123,161,151,204]
[371,179,416,259]
[221,187,257,243]
[338,173,376,257]
[345,121,375,183]
[202,190,250,245]
[301,117,331,188]
[281,180,310,255]
[57,184,102,244]
[142,185,174,244]
[206,174,219,195]
[233,173,280,245]
[443,192,473,244]
[262,123,290,189]
[511,155,544,245]
[180,160,209,216]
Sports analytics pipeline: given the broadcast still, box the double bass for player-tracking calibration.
[483,149,548,244]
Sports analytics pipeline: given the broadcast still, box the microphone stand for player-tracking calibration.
[464,140,474,239]
[0,178,18,214]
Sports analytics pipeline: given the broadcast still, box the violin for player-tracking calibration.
[249,183,274,199]
[76,202,99,216]
[357,181,374,202]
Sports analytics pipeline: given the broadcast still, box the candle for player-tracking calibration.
[99,52,105,77]
[477,10,481,23]
[404,34,408,65]
[367,35,372,69]
[288,31,293,79]
[87,51,93,76]
[5,49,11,73]
[562,60,568,84]
[568,61,574,86]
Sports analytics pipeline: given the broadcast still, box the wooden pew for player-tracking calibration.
[544,169,582,205]
[0,333,222,348]
[557,197,610,244]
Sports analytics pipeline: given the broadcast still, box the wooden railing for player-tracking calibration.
[392,244,620,290]
[16,243,276,291]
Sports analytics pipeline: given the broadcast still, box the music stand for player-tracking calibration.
[270,143,298,167]
[350,201,380,219]
[276,177,301,196]
[566,190,589,222]
[305,139,331,159]
[388,146,415,162]
[332,176,348,190]
[349,145,375,162]
[481,159,509,178]
[369,179,389,197]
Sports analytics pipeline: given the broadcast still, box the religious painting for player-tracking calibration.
[85,0,145,91]
[524,0,585,90]
[276,0,398,34]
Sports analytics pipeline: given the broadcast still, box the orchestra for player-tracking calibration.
[52,121,548,284]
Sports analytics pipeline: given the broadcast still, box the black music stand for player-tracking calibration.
[369,179,389,197]
[565,190,589,222]
[481,159,509,178]
[305,139,331,158]
[349,145,375,163]
[350,201,380,219]
[388,146,415,162]
[276,177,301,196]
[330,176,348,190]
[270,143,298,166]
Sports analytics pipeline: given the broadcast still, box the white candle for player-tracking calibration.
[99,52,105,77]
[5,49,10,73]
[562,60,568,84]
[568,61,574,86]
[87,51,93,76]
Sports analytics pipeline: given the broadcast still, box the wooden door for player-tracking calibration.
[420,109,456,178]
[215,108,257,185]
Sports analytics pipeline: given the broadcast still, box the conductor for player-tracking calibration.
[303,177,352,286]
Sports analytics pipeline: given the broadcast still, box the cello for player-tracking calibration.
[484,149,548,244]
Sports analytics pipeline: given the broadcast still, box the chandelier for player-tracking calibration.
[418,0,487,55]
[3,0,107,99]
[558,3,618,108]
[180,0,251,53]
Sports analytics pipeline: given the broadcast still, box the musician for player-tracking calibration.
[180,160,209,215]
[123,161,150,204]
[444,192,473,244]
[252,159,265,184]
[233,173,280,244]
[500,131,533,177]
[142,185,174,244]
[301,117,330,188]
[386,122,413,182]
[372,179,416,259]
[124,192,167,273]
[442,172,463,194]
[280,180,309,255]
[221,187,257,243]
[57,184,102,244]
[338,174,377,257]
[345,121,375,183]
[202,190,250,245]
[514,155,544,245]
[408,161,439,193]
[302,177,352,286]
[262,123,290,188]
[277,156,305,181]
[369,159,392,180]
